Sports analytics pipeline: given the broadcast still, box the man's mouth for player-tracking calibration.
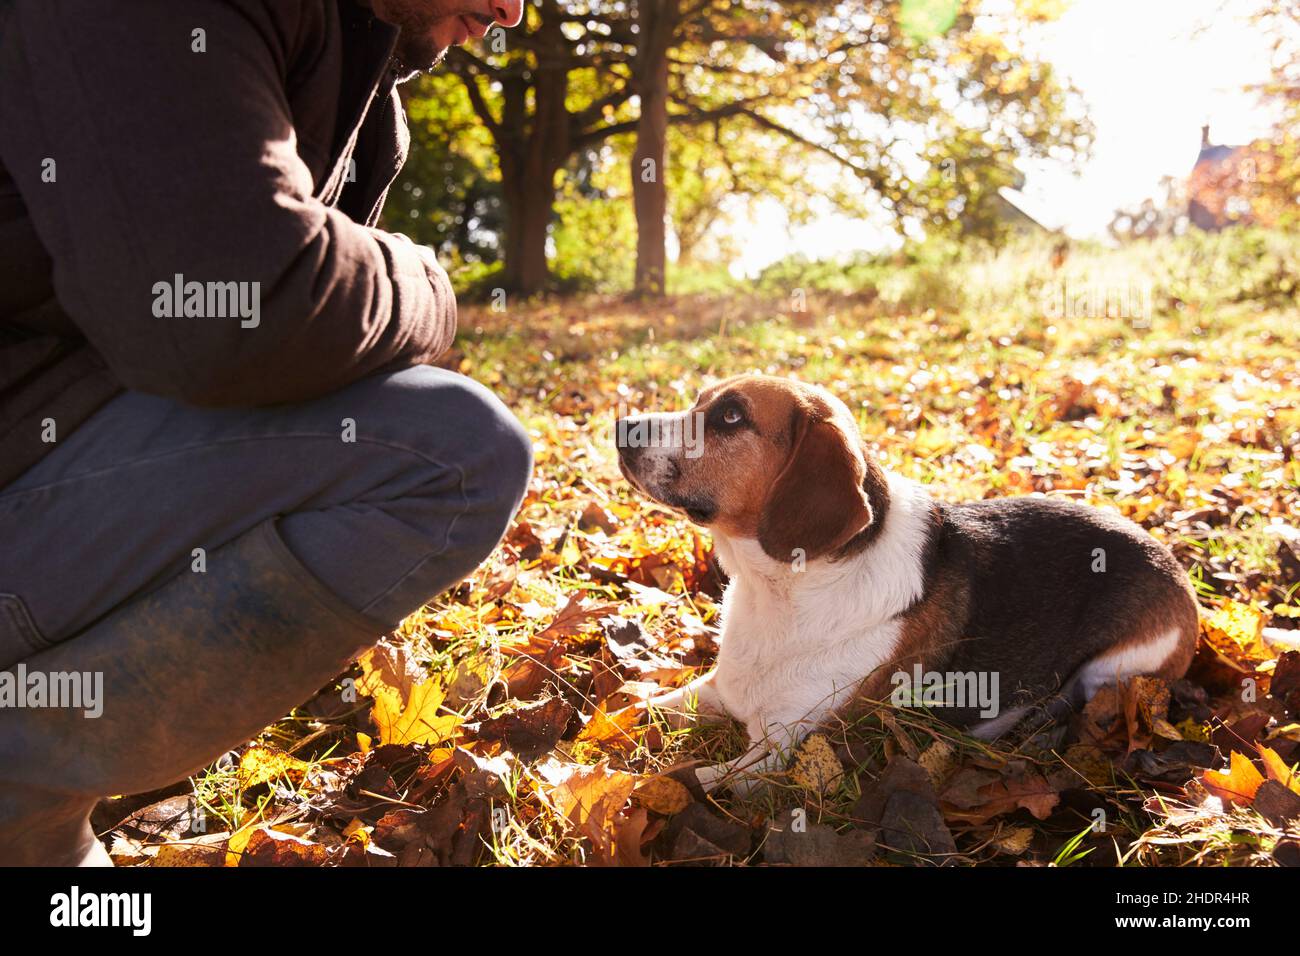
[460,13,494,40]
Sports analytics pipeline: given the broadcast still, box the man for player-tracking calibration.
[0,0,528,866]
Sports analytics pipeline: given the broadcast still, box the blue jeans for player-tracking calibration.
[0,365,533,667]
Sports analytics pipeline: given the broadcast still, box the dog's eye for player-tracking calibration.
[722,405,744,425]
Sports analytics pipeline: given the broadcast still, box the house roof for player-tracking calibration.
[1195,143,1244,168]
[1193,125,1247,169]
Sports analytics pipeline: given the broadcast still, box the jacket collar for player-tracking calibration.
[331,0,401,170]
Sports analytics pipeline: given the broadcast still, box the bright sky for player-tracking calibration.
[728,0,1281,276]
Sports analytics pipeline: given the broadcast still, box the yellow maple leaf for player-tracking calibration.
[371,679,461,746]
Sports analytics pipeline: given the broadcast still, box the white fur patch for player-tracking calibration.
[709,473,935,742]
[1071,627,1185,702]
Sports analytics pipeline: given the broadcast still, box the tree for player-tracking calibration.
[1248,1,1300,228]
[402,0,1092,293]
[630,0,679,295]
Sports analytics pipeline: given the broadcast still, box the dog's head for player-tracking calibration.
[616,375,879,562]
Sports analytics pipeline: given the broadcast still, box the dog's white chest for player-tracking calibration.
[706,477,933,736]
[712,574,904,732]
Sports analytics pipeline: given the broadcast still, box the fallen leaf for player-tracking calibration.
[549,760,638,862]
[1259,744,1300,794]
[371,678,461,747]
[462,696,575,762]
[632,774,692,815]
[1198,750,1265,808]
[992,826,1035,856]
[789,733,844,794]
[237,746,312,790]
[763,823,876,866]
[940,763,1060,823]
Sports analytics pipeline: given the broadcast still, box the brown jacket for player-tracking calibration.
[0,0,456,488]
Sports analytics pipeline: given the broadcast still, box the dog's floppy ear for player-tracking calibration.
[757,405,873,562]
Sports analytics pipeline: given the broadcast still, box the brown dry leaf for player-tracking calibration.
[789,733,844,794]
[499,640,566,700]
[610,806,654,866]
[1198,750,1266,808]
[992,826,1035,856]
[764,822,877,866]
[632,774,692,815]
[579,501,619,534]
[238,827,344,867]
[1061,744,1114,787]
[575,704,641,752]
[916,739,959,789]
[940,764,1060,824]
[549,760,639,862]
[1078,682,1126,750]
[1130,676,1172,733]
[151,835,227,867]
[1124,676,1180,751]
[533,593,620,645]
[464,696,575,762]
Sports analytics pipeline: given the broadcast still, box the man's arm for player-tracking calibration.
[0,0,454,407]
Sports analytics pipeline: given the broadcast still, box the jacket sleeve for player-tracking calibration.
[0,0,455,407]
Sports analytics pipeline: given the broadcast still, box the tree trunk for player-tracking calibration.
[501,171,555,293]
[632,0,678,297]
[497,1,571,293]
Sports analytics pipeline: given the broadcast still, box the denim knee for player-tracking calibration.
[351,365,531,525]
[435,372,533,543]
[341,367,532,620]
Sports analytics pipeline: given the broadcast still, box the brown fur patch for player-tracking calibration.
[670,376,876,554]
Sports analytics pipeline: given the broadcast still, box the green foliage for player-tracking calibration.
[1157,228,1300,307]
[754,237,974,312]
[382,74,503,261]
[550,181,637,293]
[691,228,1300,320]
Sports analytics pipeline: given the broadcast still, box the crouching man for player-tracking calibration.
[0,0,527,865]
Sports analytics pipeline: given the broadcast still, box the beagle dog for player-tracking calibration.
[617,375,1199,793]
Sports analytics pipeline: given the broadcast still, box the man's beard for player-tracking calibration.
[392,36,449,78]
[374,0,478,76]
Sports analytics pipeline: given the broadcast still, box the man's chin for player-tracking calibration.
[393,40,449,78]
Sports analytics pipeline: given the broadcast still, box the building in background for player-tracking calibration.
[1187,124,1267,231]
